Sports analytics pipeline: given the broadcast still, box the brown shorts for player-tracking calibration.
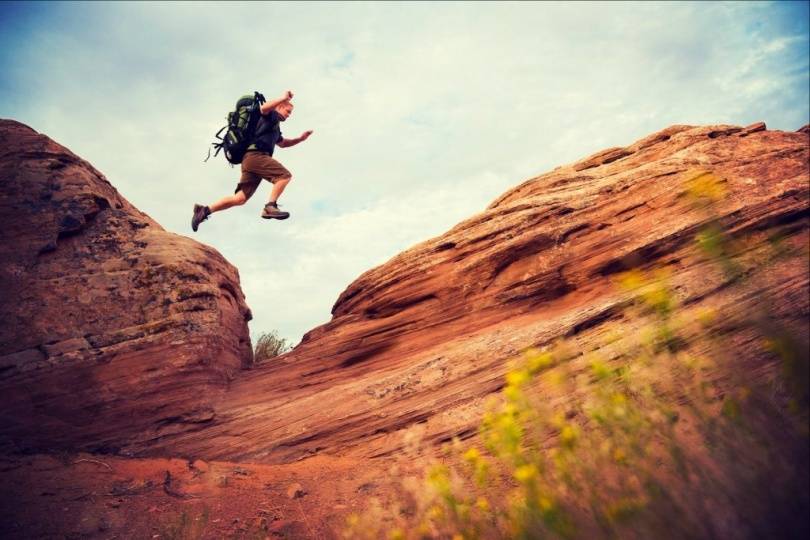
[235,151,292,199]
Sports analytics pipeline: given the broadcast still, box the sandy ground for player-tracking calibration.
[0,451,410,539]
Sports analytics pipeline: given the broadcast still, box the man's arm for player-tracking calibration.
[260,90,293,115]
[277,130,314,148]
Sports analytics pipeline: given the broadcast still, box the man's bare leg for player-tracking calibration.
[268,177,291,204]
[209,190,248,213]
[262,177,292,220]
[192,190,249,231]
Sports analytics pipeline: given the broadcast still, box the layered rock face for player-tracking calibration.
[154,122,808,463]
[1,120,807,467]
[0,120,253,454]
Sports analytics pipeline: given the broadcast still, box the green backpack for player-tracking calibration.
[206,91,266,165]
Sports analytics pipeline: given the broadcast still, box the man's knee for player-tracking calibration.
[234,191,248,205]
[274,176,292,185]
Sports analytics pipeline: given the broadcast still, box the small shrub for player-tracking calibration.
[253,330,292,363]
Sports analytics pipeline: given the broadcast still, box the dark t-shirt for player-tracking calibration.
[250,110,283,155]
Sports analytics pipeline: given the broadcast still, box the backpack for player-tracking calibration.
[206,91,266,165]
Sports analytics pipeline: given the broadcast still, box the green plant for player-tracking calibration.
[253,330,293,363]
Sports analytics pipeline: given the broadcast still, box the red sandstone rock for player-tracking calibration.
[1,120,807,468]
[156,123,807,464]
[0,119,253,455]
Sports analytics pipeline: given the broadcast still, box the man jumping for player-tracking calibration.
[192,90,313,231]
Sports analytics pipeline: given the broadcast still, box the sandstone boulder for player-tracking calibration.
[0,119,253,454]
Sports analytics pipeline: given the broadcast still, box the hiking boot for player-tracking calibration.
[191,204,210,231]
[261,202,290,220]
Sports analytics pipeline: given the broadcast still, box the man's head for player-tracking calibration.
[275,101,294,121]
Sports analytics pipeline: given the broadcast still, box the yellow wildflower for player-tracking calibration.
[560,425,578,448]
[462,447,480,463]
[514,463,538,483]
[506,369,530,388]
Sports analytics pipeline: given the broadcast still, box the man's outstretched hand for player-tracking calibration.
[283,90,294,101]
[300,130,314,140]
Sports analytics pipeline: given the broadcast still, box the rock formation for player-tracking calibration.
[151,122,809,463]
[0,120,253,455]
[1,119,807,468]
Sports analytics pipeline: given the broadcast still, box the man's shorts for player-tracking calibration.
[235,151,292,199]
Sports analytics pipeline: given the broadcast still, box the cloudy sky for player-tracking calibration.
[2,1,808,344]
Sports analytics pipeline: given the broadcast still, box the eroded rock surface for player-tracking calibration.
[0,119,253,454]
[156,122,808,463]
[1,120,807,469]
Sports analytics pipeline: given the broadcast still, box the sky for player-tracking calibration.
[1,1,808,345]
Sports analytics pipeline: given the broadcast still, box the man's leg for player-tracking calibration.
[268,176,291,204]
[249,155,292,220]
[209,189,248,213]
[261,176,292,220]
[191,181,257,231]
